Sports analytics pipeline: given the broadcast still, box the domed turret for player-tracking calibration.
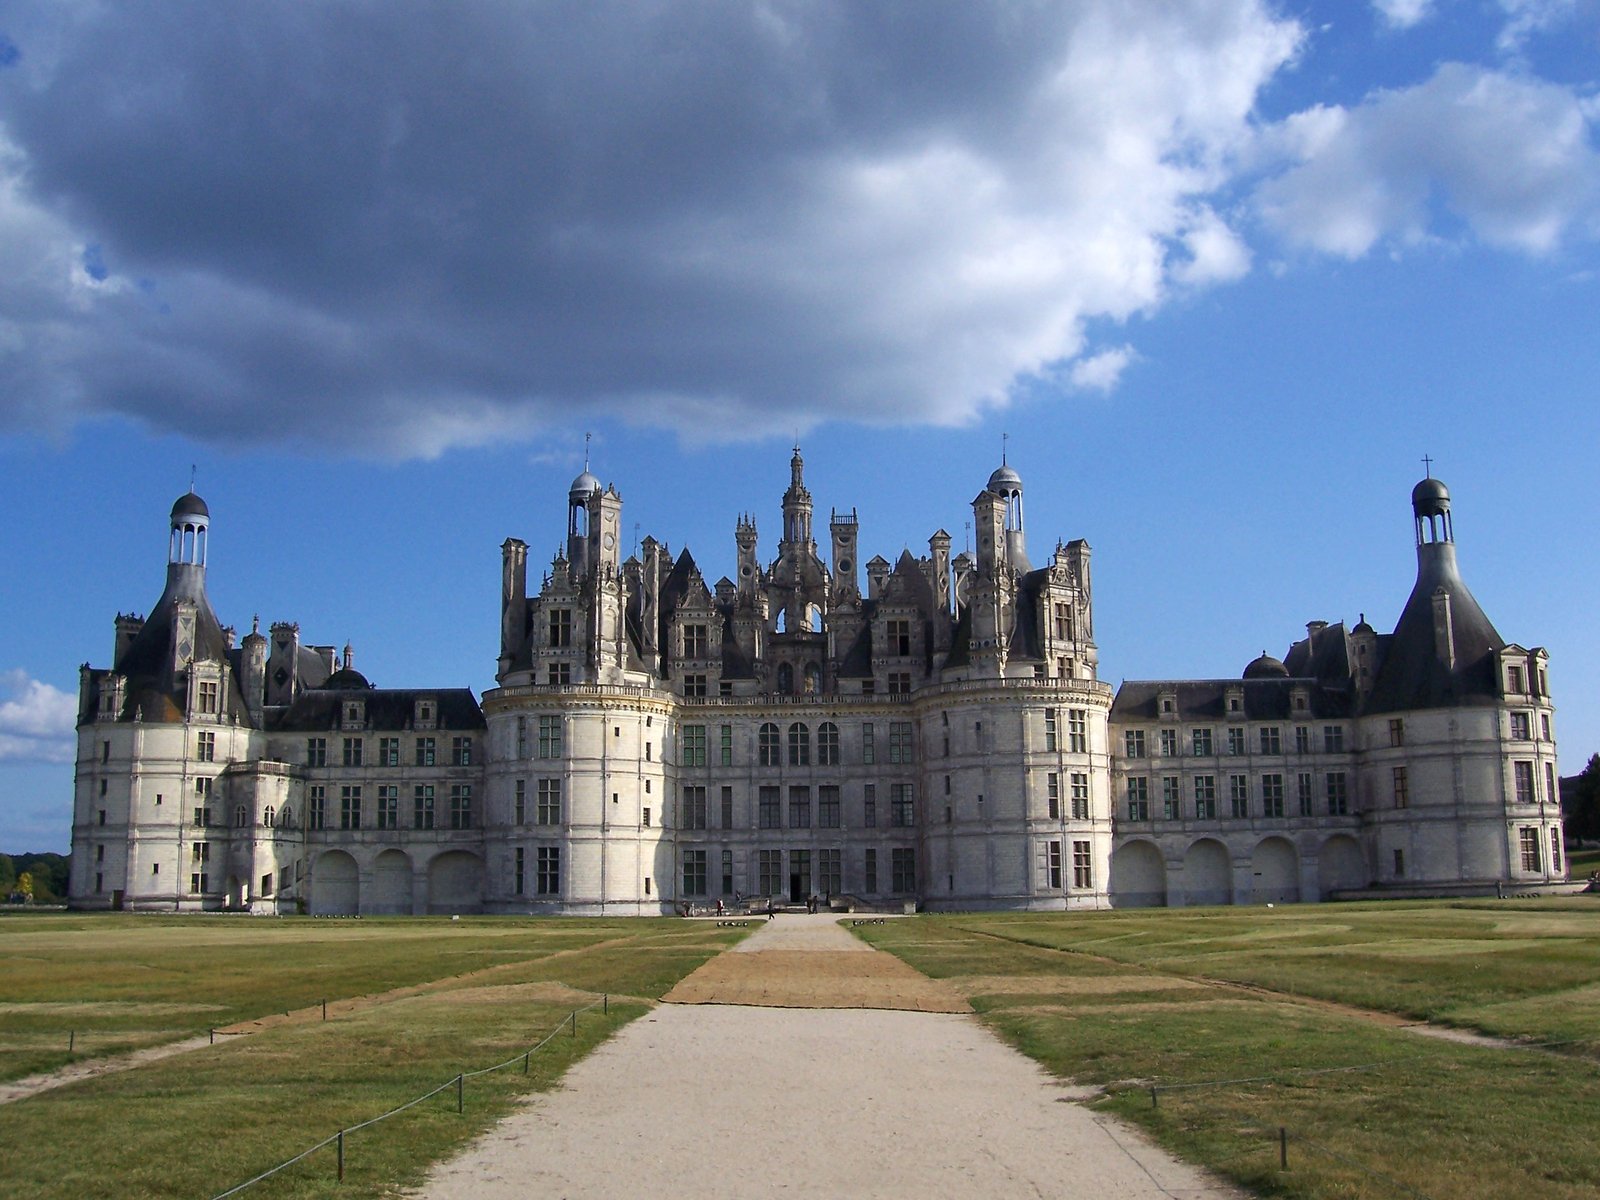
[170,491,210,521]
[1243,651,1289,679]
[569,470,601,500]
[169,491,210,569]
[987,463,1022,497]
[1411,476,1450,519]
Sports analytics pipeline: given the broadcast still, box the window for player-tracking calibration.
[891,848,916,893]
[759,849,782,897]
[196,731,215,762]
[447,785,471,829]
[1046,840,1063,889]
[720,724,733,766]
[888,721,913,764]
[1044,708,1058,751]
[307,738,327,767]
[1229,775,1249,818]
[1159,728,1178,757]
[537,847,561,895]
[887,671,912,694]
[862,723,876,764]
[1262,774,1284,818]
[887,617,912,656]
[864,848,878,893]
[549,609,572,647]
[1324,725,1345,752]
[1192,728,1213,756]
[537,716,562,759]
[789,786,811,828]
[514,779,527,824]
[234,803,248,828]
[1510,712,1531,740]
[308,786,326,830]
[379,736,401,766]
[263,806,275,828]
[549,663,571,685]
[1126,778,1149,821]
[722,849,734,895]
[1162,776,1181,820]
[1068,709,1088,753]
[1393,767,1410,809]
[1124,729,1146,758]
[413,785,435,830]
[1516,826,1539,871]
[818,849,841,896]
[682,673,707,697]
[1194,776,1217,820]
[197,681,219,713]
[682,725,706,767]
[1297,772,1314,816]
[1326,772,1348,816]
[343,737,363,767]
[415,737,436,767]
[1070,773,1090,820]
[1295,726,1311,754]
[758,786,780,829]
[1546,763,1557,809]
[684,623,709,658]
[1259,727,1281,755]
[819,785,841,828]
[683,786,708,830]
[377,785,398,829]
[788,723,810,766]
[191,873,208,895]
[683,849,708,896]
[1540,713,1551,741]
[1047,773,1060,819]
[192,842,209,863]
[1053,602,1074,640]
[1393,848,1405,877]
[721,786,734,829]
[535,778,561,825]
[1514,760,1535,805]
[1388,718,1405,747]
[1226,727,1245,756]
[891,783,915,827]
[642,806,651,827]
[451,737,473,766]
[1508,664,1524,694]
[515,847,526,896]
[863,783,877,828]
[758,723,781,766]
[817,722,840,765]
[340,785,362,830]
[516,718,528,758]
[1072,840,1093,889]
[1551,828,1563,873]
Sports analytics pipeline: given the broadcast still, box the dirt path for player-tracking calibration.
[413,915,1245,1199]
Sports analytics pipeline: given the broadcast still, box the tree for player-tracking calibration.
[1564,754,1600,843]
[0,853,14,898]
[16,871,33,903]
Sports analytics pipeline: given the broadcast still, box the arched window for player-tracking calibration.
[758,723,781,767]
[803,663,821,694]
[817,722,840,766]
[234,804,248,828]
[263,806,276,828]
[279,804,295,828]
[777,663,794,694]
[788,723,810,766]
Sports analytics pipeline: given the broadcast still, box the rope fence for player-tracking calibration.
[207,994,611,1200]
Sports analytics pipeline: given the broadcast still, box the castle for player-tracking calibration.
[69,453,1567,913]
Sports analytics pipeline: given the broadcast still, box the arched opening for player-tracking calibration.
[369,849,412,915]
[1318,835,1367,896]
[1251,837,1300,904]
[1110,840,1167,908]
[1183,838,1232,907]
[803,662,821,694]
[426,851,484,914]
[310,850,359,916]
[777,663,794,694]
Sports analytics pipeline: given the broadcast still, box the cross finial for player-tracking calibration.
[1002,431,1009,465]
[189,463,196,491]
[584,431,591,471]
[1421,454,1434,478]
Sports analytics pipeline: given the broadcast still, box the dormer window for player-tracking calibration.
[549,609,573,648]
[1507,664,1524,694]
[684,623,710,659]
[344,702,362,725]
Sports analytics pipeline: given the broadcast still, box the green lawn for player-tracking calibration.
[0,914,746,1199]
[859,899,1600,1200]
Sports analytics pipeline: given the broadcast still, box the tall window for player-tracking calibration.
[307,738,327,767]
[516,717,528,757]
[758,786,780,829]
[549,663,571,685]
[450,784,473,829]
[196,731,215,762]
[684,623,709,658]
[308,786,325,830]
[1326,772,1348,816]
[887,671,911,694]
[377,785,398,829]
[1393,767,1410,809]
[1126,778,1149,821]
[683,785,708,830]
[864,848,878,893]
[1047,773,1060,819]
[682,725,706,767]
[1297,772,1313,816]
[720,724,734,766]
[1194,775,1217,820]
[1162,776,1181,820]
[515,846,525,896]
[818,849,841,896]
[1071,841,1093,889]
[888,721,913,764]
[683,849,708,896]
[197,681,219,713]
[537,847,560,895]
[1053,602,1074,640]
[887,618,912,656]
[817,722,840,765]
[788,786,811,828]
[1226,727,1245,756]
[891,848,916,893]
[1124,729,1145,758]
[1514,760,1535,805]
[1070,773,1090,819]
[759,849,782,896]
[788,723,810,766]
[1259,727,1281,755]
[415,737,436,767]
[1510,712,1531,740]
[862,723,876,764]
[451,737,473,766]
[1159,729,1178,757]
[380,736,400,766]
[1192,728,1213,756]
[1046,840,1063,889]
[514,779,527,825]
[537,779,561,825]
[343,737,363,767]
[722,848,734,896]
[1262,774,1284,818]
[1068,710,1088,753]
[1388,718,1405,747]
[1044,708,1058,751]
[721,786,734,829]
[682,673,707,697]
[549,609,572,647]
[818,785,841,828]
[863,783,877,828]
[340,785,362,830]
[413,785,435,830]
[758,723,781,766]
[1295,726,1311,754]
[1519,826,1541,872]
[1324,725,1345,752]
[891,783,915,827]
[1229,775,1249,818]
[537,716,562,759]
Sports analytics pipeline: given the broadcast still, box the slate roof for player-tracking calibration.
[1111,678,1353,722]
[266,687,485,732]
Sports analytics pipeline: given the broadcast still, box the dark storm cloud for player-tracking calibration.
[0,2,1305,455]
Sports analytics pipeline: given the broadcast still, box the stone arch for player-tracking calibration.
[1109,840,1167,908]
[1318,834,1367,895]
[311,850,359,916]
[1251,836,1300,904]
[426,850,484,914]
[369,848,413,915]
[1183,838,1232,907]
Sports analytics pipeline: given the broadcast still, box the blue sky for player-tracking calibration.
[2,1,1597,852]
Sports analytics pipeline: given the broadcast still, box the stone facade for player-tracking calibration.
[69,459,1564,914]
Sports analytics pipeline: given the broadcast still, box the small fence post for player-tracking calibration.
[571,1010,577,1038]
[603,993,608,1015]
[209,1028,215,1045]
[322,998,328,1021]
[1279,1127,1288,1169]
[1150,1086,1158,1109]
[337,1130,345,1181]
[523,1049,531,1075]
[456,1073,464,1114]
[69,1030,75,1053]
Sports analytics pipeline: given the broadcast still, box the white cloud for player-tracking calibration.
[0,670,77,764]
[1372,0,1436,29]
[1256,64,1600,257]
[1069,346,1135,393]
[1496,0,1584,52]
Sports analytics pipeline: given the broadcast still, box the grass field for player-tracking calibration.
[860,898,1600,1200]
[0,913,749,1199]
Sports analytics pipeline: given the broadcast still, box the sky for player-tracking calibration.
[1,1,1597,853]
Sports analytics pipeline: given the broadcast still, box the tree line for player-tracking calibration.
[1,852,69,904]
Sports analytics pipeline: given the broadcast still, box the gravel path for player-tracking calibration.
[414,915,1244,1199]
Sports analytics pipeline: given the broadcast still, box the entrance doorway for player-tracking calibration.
[789,849,811,904]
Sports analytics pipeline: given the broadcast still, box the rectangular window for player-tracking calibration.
[514,779,526,825]
[819,849,842,896]
[1227,727,1245,756]
[1070,773,1090,820]
[549,663,571,685]
[1124,729,1146,758]
[1229,774,1249,818]
[788,785,811,829]
[451,737,473,766]
[1192,728,1213,756]
[377,785,398,830]
[1262,773,1284,818]
[536,778,561,825]
[642,806,651,827]
[1162,776,1181,820]
[537,846,560,895]
[891,783,915,827]
[1326,772,1348,816]
[1324,725,1345,752]
[1068,709,1088,753]
[1297,772,1314,816]
[1126,777,1149,821]
[516,718,528,758]
[515,846,526,896]
[1389,718,1405,747]
[196,731,215,762]
[1393,848,1405,877]
[307,737,327,767]
[1072,840,1093,889]
[191,872,208,895]
[720,786,734,829]
[1541,713,1551,741]
[379,736,400,766]
[682,724,707,767]
[1047,772,1060,819]
[1159,728,1178,757]
[192,842,209,863]
[818,722,840,765]
[864,848,878,893]
[449,784,472,829]
[863,783,877,828]
[1514,760,1535,805]
[1259,727,1281,755]
[1551,828,1563,873]
[887,617,912,656]
[683,785,708,830]
[1510,712,1531,740]
[537,716,562,759]
[343,737,363,767]
[888,721,913,764]
[788,723,810,766]
[720,724,734,766]
[682,673,707,697]
[1546,762,1557,808]
[415,737,436,767]
[682,849,708,896]
[1193,775,1217,820]
[722,849,734,896]
[1393,766,1410,809]
[549,608,572,647]
[891,848,916,893]
[862,723,876,764]
[1295,726,1311,754]
[1053,602,1074,641]
[759,786,781,829]
[818,785,841,828]
[759,849,782,897]
[684,623,710,658]
[1044,708,1058,751]
[887,671,911,694]
[197,680,219,713]
[413,785,435,830]
[308,786,325,830]
[1508,664,1524,694]
[1520,827,1541,872]
[340,785,362,830]
[1046,840,1062,889]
